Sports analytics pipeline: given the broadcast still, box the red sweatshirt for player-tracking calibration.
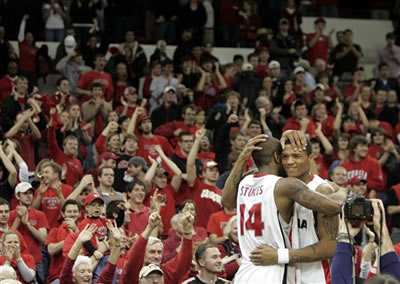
[48,126,83,186]
[154,121,199,148]
[121,235,193,284]
[341,155,385,192]
[282,116,317,137]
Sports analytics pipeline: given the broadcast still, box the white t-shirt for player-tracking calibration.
[43,3,65,29]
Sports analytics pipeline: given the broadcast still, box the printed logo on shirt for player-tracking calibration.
[93,78,110,87]
[347,170,368,180]
[29,219,38,226]
[42,197,61,210]
[97,226,108,236]
[200,189,221,204]
[297,219,308,229]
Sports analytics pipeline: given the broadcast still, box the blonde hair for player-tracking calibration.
[223,216,237,237]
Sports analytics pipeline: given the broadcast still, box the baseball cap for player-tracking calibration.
[348,177,367,185]
[315,83,325,91]
[155,168,168,177]
[99,152,118,162]
[15,182,34,194]
[138,115,151,125]
[64,35,76,53]
[293,66,305,75]
[241,62,253,72]
[268,60,280,69]
[279,18,289,25]
[344,126,361,134]
[128,157,149,171]
[85,192,104,206]
[164,86,176,94]
[203,160,219,170]
[139,264,164,279]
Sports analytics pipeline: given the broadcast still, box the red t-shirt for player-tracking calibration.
[18,41,38,73]
[126,206,150,236]
[9,208,49,263]
[282,116,317,137]
[14,132,36,171]
[207,210,235,237]
[78,217,108,241]
[343,84,363,100]
[48,126,83,186]
[46,222,73,283]
[144,185,176,236]
[0,75,13,104]
[77,71,114,102]
[306,33,330,65]
[185,178,222,228]
[33,184,74,228]
[137,134,174,164]
[314,153,330,180]
[115,105,138,117]
[0,253,35,283]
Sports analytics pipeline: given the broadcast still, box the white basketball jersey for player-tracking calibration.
[291,175,330,284]
[235,174,295,284]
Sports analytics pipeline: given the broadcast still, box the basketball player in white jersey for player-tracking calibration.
[250,137,346,284]
[221,135,342,284]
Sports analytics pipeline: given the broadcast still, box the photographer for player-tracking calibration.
[331,199,400,283]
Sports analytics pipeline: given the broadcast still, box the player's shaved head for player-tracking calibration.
[252,137,281,168]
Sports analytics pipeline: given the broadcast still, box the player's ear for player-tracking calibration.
[274,152,281,164]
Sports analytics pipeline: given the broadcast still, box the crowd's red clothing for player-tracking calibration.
[341,156,385,192]
[121,235,193,284]
[136,134,174,164]
[315,116,335,139]
[126,206,150,236]
[314,153,330,180]
[33,184,74,228]
[18,41,38,73]
[207,210,235,237]
[162,227,207,262]
[0,253,35,284]
[255,64,269,79]
[154,121,199,148]
[60,255,116,284]
[9,208,49,263]
[144,185,176,236]
[77,70,114,102]
[183,178,222,228]
[0,75,14,104]
[282,116,317,137]
[378,121,395,141]
[142,75,153,99]
[95,134,108,155]
[14,132,36,171]
[46,222,73,283]
[306,33,330,65]
[197,151,216,163]
[115,105,138,117]
[79,217,108,240]
[217,239,241,280]
[343,83,362,100]
[48,126,83,186]
[368,145,384,160]
[114,80,128,104]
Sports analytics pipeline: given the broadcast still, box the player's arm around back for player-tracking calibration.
[221,135,267,209]
[275,178,342,217]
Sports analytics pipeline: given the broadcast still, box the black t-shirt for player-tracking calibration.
[388,189,400,228]
[0,181,14,202]
[331,43,363,76]
[183,276,229,284]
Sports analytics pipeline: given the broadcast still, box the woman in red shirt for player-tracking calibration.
[0,231,36,283]
[18,15,38,82]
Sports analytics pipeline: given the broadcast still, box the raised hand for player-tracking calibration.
[240,134,267,160]
[150,189,162,213]
[181,212,194,233]
[148,212,161,229]
[106,221,122,242]
[280,130,307,151]
[195,128,206,140]
[78,224,97,243]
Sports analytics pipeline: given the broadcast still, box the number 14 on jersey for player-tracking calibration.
[239,203,264,236]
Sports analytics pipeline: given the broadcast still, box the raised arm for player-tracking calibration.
[186,128,205,187]
[144,156,158,192]
[0,143,17,187]
[154,145,183,191]
[18,14,29,42]
[66,175,95,202]
[5,109,36,138]
[221,135,267,209]
[315,123,334,155]
[127,106,145,135]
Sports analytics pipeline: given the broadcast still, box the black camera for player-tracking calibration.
[344,196,373,221]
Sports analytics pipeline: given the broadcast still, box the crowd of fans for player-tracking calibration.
[0,0,400,283]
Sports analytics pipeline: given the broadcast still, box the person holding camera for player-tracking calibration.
[331,199,400,283]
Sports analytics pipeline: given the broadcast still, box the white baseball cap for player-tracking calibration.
[64,35,76,53]
[15,182,34,194]
[139,264,163,279]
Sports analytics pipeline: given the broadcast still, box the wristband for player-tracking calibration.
[277,249,289,264]
[336,233,355,243]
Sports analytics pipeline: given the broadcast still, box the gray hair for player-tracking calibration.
[255,96,271,109]
[148,237,164,250]
[72,255,92,274]
[0,265,17,280]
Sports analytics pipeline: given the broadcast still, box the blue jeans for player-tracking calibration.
[156,21,176,44]
[36,262,44,283]
[45,29,65,42]
[320,5,339,17]
[51,280,60,284]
